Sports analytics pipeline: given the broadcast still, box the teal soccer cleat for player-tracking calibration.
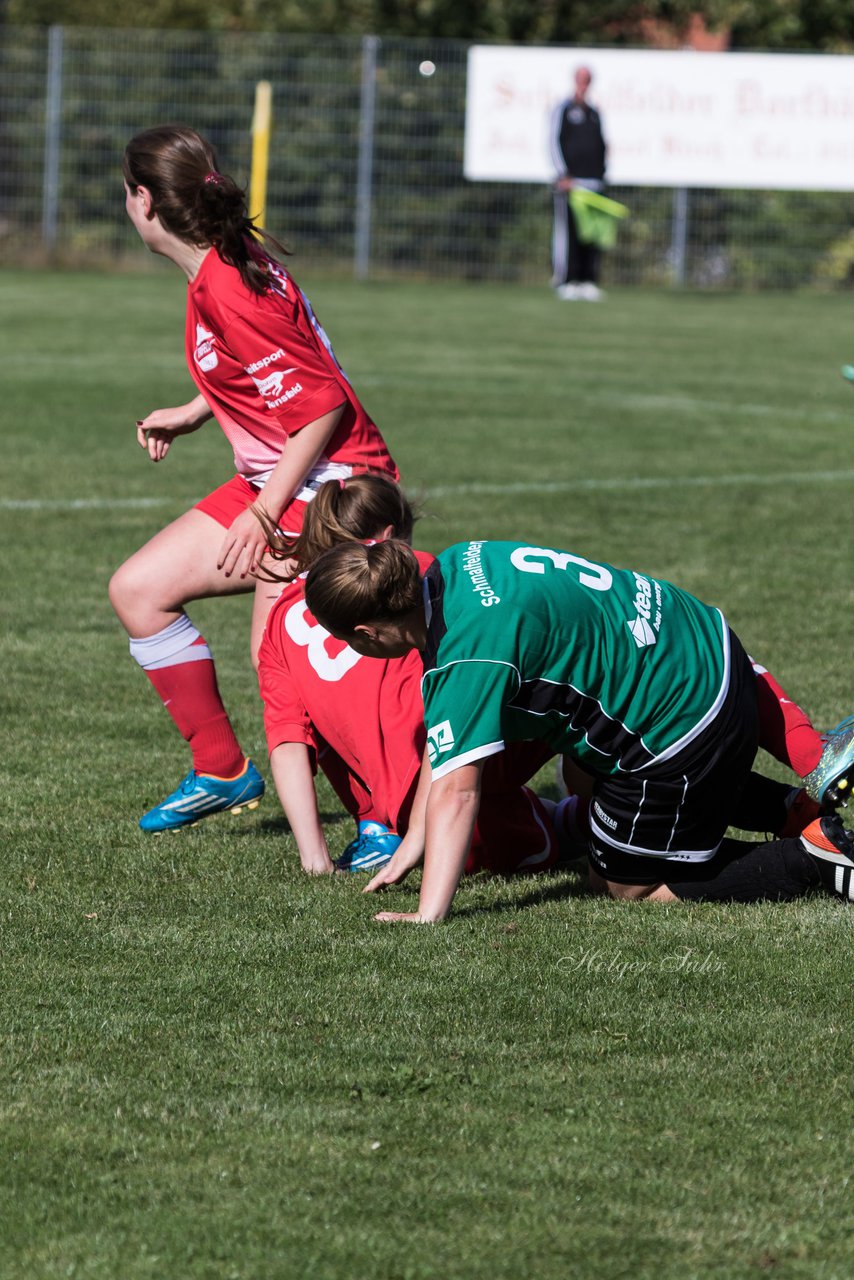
[804,715,854,808]
[139,759,264,832]
[335,820,402,873]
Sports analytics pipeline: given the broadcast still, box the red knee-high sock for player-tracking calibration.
[753,662,822,777]
[130,616,245,779]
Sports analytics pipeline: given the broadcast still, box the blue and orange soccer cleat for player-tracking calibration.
[804,715,854,808]
[800,814,854,901]
[139,758,264,833]
[334,820,401,873]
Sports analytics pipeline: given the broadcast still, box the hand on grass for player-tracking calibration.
[363,836,423,894]
[374,911,434,924]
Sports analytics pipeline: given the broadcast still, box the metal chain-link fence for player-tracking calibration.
[3,24,854,288]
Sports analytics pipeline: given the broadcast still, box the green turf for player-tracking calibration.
[1,269,853,1279]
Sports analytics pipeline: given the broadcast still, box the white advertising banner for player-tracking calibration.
[464,45,854,190]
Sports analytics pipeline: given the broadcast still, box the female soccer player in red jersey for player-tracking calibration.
[257,475,562,877]
[110,125,397,832]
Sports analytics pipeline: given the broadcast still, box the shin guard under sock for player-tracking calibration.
[129,614,244,778]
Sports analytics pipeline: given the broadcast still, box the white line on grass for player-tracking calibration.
[5,468,854,510]
[430,468,854,498]
[355,379,852,425]
[1,497,178,510]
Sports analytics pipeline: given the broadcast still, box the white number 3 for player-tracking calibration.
[509,546,612,592]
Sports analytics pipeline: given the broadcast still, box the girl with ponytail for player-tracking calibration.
[111,125,397,833]
[257,475,563,876]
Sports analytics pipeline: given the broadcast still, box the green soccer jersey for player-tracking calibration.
[421,541,730,780]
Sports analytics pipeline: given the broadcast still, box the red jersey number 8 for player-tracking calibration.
[284,599,363,682]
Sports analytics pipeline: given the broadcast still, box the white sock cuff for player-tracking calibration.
[129,614,211,671]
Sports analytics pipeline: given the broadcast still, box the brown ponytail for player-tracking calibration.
[304,540,422,637]
[123,124,288,294]
[256,474,417,581]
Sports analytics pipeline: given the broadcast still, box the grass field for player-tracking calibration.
[2,268,854,1280]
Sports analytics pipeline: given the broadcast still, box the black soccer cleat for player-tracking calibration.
[800,814,854,901]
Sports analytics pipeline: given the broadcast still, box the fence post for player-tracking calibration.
[42,24,64,255]
[354,34,379,281]
[670,186,689,287]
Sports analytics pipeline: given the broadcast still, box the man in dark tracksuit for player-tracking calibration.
[550,66,607,300]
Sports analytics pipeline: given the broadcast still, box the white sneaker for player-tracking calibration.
[577,282,605,301]
[556,283,580,300]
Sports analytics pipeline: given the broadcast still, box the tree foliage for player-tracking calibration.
[5,0,854,51]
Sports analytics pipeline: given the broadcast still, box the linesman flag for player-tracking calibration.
[570,188,630,250]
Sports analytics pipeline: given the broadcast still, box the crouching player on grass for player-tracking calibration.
[256,477,563,877]
[303,537,854,921]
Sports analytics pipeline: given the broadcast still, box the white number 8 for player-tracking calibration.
[284,599,363,681]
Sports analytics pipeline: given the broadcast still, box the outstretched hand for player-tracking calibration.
[363,835,424,894]
[136,401,208,462]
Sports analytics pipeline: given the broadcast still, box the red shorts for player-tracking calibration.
[195,475,308,538]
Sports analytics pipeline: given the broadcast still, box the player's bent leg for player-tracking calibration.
[665,836,821,903]
[109,507,254,635]
[250,558,288,671]
[110,509,260,825]
[751,660,822,777]
[600,878,677,902]
[472,743,560,875]
[727,771,819,837]
[587,842,680,901]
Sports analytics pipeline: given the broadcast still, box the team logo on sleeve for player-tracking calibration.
[251,370,286,399]
[427,720,455,765]
[626,573,662,649]
[244,351,302,408]
[193,324,218,372]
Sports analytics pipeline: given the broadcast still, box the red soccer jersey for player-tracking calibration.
[258,550,434,833]
[185,251,397,488]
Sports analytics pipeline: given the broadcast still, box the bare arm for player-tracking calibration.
[218,404,345,579]
[269,742,334,875]
[136,393,213,461]
[375,761,483,924]
[363,748,432,894]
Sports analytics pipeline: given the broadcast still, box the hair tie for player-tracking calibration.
[204,171,222,185]
[338,479,347,491]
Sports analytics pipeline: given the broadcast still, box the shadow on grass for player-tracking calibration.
[242,812,350,837]
[448,862,593,921]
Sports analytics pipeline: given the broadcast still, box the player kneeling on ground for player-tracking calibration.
[257,477,564,878]
[303,537,854,922]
